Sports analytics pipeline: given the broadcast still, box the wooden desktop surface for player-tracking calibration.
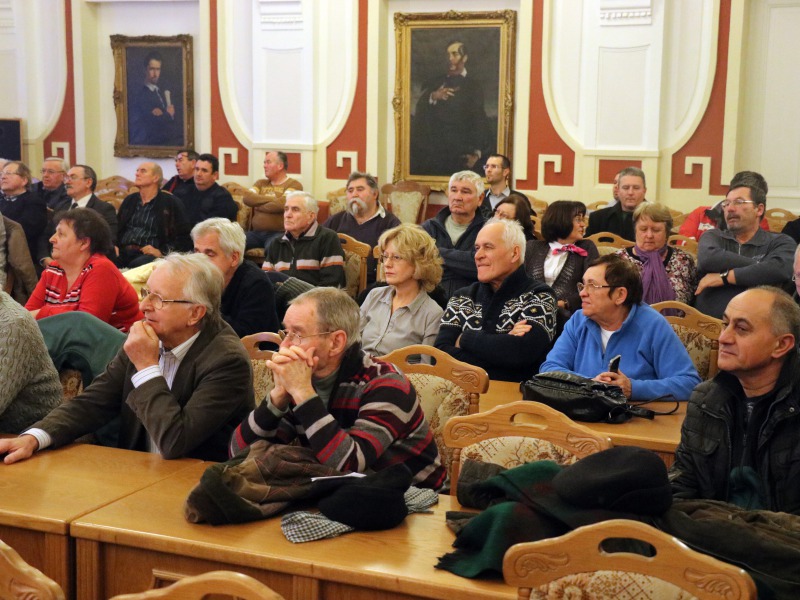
[481,379,686,459]
[0,443,199,598]
[72,462,516,600]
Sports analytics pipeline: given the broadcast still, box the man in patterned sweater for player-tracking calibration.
[435,218,558,381]
[229,287,445,489]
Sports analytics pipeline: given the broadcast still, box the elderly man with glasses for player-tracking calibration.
[229,286,446,490]
[0,253,253,464]
[541,254,700,401]
[0,161,48,260]
[694,172,795,319]
[35,157,70,209]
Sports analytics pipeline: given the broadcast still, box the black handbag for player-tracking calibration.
[520,371,668,424]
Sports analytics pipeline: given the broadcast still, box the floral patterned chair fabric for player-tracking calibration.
[504,519,757,600]
[59,368,84,403]
[652,301,723,380]
[326,187,348,216]
[338,233,370,299]
[459,435,581,473]
[241,332,278,406]
[380,181,431,224]
[222,182,253,231]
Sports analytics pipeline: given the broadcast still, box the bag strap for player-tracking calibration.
[628,395,680,419]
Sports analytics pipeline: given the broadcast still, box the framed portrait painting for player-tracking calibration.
[393,10,516,189]
[111,34,194,158]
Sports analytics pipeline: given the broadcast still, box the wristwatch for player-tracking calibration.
[720,269,730,285]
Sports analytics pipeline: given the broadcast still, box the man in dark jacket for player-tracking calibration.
[422,170,485,297]
[585,166,647,241]
[435,218,557,381]
[671,286,800,514]
[0,161,47,260]
[182,153,238,227]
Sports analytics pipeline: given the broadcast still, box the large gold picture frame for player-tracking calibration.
[393,10,516,190]
[111,34,194,158]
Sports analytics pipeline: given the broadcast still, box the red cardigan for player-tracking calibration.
[25,254,143,332]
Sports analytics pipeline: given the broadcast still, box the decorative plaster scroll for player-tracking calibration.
[336,151,358,170]
[599,0,653,26]
[50,142,71,166]
[684,156,711,192]
[538,154,563,189]
[219,147,239,178]
[258,0,302,31]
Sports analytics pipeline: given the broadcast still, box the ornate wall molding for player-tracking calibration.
[599,0,653,26]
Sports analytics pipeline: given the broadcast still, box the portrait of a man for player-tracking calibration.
[128,50,183,147]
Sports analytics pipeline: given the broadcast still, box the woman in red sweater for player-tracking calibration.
[25,207,142,331]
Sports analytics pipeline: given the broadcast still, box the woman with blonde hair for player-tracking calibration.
[360,224,444,356]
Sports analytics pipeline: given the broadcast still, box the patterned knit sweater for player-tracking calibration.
[229,344,446,489]
[435,266,558,382]
[0,292,61,433]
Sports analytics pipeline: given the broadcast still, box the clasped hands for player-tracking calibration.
[593,370,632,399]
[266,345,319,411]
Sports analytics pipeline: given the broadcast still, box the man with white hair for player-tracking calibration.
[192,217,278,337]
[262,191,345,288]
[0,253,253,463]
[435,218,558,381]
[230,287,445,489]
[35,157,70,209]
[422,170,486,297]
[323,171,400,284]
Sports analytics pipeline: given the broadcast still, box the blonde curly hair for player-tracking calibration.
[378,224,443,292]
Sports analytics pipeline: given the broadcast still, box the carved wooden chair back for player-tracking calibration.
[0,539,64,600]
[109,570,284,600]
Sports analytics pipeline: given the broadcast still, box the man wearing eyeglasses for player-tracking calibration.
[34,157,70,209]
[0,160,48,261]
[695,172,795,319]
[0,252,254,465]
[229,287,446,489]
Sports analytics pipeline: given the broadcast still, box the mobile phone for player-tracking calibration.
[608,354,621,373]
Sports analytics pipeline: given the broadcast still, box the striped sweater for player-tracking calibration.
[230,345,446,489]
[261,221,346,288]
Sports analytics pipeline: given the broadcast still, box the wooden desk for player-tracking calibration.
[72,463,516,600]
[0,444,199,598]
[481,380,686,466]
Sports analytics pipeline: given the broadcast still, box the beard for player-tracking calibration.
[348,198,368,216]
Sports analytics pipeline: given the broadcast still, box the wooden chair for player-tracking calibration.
[0,538,65,600]
[338,233,370,298]
[652,301,724,380]
[671,212,689,233]
[443,401,612,496]
[585,231,634,255]
[525,195,548,217]
[586,200,611,212]
[95,175,136,209]
[503,519,757,600]
[326,186,348,216]
[110,570,284,600]
[373,245,385,282]
[764,207,797,233]
[667,234,698,257]
[222,181,253,231]
[381,180,431,224]
[378,345,489,476]
[241,332,279,406]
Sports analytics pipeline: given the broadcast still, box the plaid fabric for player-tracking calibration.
[405,486,439,514]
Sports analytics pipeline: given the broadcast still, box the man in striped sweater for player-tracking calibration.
[230,287,445,489]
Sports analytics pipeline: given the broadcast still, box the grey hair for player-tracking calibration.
[619,166,646,188]
[43,156,70,171]
[286,190,318,214]
[484,217,526,266]
[794,242,800,262]
[449,170,485,197]
[755,286,800,344]
[290,287,361,349]
[153,252,223,324]
[191,217,246,265]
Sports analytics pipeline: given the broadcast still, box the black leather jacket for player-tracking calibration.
[670,356,800,514]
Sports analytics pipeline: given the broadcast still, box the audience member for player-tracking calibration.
[422,170,485,297]
[435,218,557,381]
[793,245,800,305]
[615,202,696,305]
[671,287,800,514]
[182,153,237,226]
[162,149,199,202]
[0,292,61,434]
[191,217,278,337]
[0,253,254,464]
[35,157,70,209]
[695,172,794,319]
[525,200,598,323]
[0,161,47,260]
[26,208,142,332]
[229,287,445,489]
[586,166,647,240]
[541,254,700,400]
[479,154,527,219]
[242,151,303,251]
[324,171,401,284]
[360,224,443,357]
[493,192,536,240]
[115,162,192,269]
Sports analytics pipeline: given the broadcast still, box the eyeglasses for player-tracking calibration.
[140,287,195,310]
[378,253,406,264]
[66,174,88,181]
[0,171,20,177]
[793,273,800,282]
[720,199,756,209]
[577,282,615,293]
[41,169,65,176]
[277,329,334,345]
